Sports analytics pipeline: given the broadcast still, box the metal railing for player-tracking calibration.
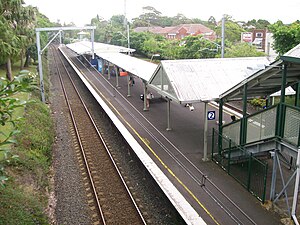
[212,129,268,203]
[283,105,300,146]
[222,103,300,147]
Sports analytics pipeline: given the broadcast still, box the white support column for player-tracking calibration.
[166,98,172,131]
[116,67,119,88]
[143,82,148,111]
[36,31,45,103]
[292,148,300,224]
[108,63,111,80]
[203,102,209,161]
[127,73,131,97]
[59,30,62,44]
[91,29,95,59]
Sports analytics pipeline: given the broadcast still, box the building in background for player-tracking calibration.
[134,24,216,40]
[241,29,277,57]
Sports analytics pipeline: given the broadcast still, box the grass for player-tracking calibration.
[0,58,54,224]
[0,180,48,225]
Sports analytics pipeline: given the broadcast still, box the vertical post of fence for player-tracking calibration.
[262,162,268,204]
[228,139,231,174]
[240,83,248,145]
[295,82,300,107]
[247,153,253,191]
[218,99,223,155]
[270,151,277,200]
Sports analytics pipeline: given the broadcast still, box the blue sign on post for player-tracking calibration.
[207,111,216,120]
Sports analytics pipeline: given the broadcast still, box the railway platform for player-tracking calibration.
[60,46,282,225]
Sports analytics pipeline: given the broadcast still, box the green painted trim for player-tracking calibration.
[280,56,300,64]
[276,65,288,137]
[275,103,281,136]
[262,162,268,204]
[247,153,253,191]
[228,140,231,174]
[280,64,287,104]
[240,84,248,145]
[296,82,300,107]
[212,128,215,158]
[218,99,223,154]
[281,104,286,137]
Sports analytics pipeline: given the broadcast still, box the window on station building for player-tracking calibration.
[256,32,263,37]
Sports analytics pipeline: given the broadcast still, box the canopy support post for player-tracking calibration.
[143,82,148,111]
[127,73,131,97]
[203,102,209,161]
[166,98,172,131]
[116,66,119,88]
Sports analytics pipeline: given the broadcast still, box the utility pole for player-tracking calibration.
[221,15,225,58]
[124,0,130,55]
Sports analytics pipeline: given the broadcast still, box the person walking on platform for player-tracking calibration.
[146,92,153,108]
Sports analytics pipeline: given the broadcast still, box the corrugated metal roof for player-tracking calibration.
[96,52,158,81]
[220,43,300,101]
[149,57,271,103]
[66,40,135,54]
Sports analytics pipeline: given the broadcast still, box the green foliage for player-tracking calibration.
[15,102,54,169]
[0,182,48,225]
[225,42,266,58]
[0,72,36,186]
[177,35,219,59]
[215,19,245,43]
[244,19,270,30]
[249,98,266,108]
[269,21,300,55]
[129,32,152,55]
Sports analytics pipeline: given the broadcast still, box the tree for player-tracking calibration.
[244,19,270,30]
[15,5,36,69]
[132,6,162,27]
[215,18,245,43]
[177,35,219,59]
[172,13,192,25]
[0,0,24,80]
[225,42,266,58]
[269,21,300,55]
[208,16,217,26]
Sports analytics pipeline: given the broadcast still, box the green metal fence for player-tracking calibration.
[212,128,268,203]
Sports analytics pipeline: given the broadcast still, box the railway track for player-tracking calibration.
[51,46,146,225]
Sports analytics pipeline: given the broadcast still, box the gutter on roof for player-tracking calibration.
[280,56,300,64]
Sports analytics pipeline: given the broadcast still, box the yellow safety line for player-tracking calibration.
[65,54,219,224]
[87,81,220,225]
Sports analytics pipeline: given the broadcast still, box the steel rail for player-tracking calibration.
[66,50,257,225]
[52,46,146,225]
[51,46,106,224]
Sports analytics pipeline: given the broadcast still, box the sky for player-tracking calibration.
[25,0,300,27]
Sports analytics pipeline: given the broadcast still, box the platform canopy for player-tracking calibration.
[220,43,300,102]
[148,57,271,104]
[97,52,158,81]
[66,40,135,54]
